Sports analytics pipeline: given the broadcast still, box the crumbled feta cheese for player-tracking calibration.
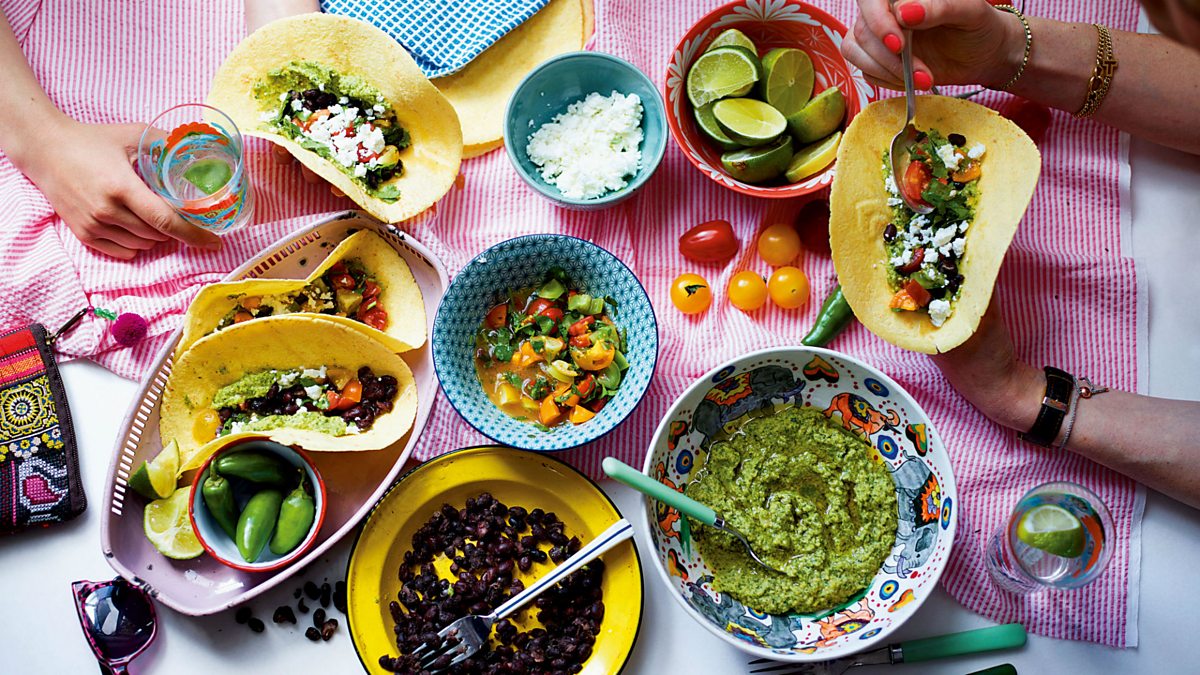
[959,221,970,233]
[936,143,961,170]
[938,244,953,259]
[910,214,930,230]
[967,143,986,160]
[277,370,298,387]
[884,172,900,196]
[318,83,324,91]
[338,96,348,104]
[278,92,287,101]
[887,196,903,207]
[290,99,304,112]
[952,237,966,257]
[933,225,958,248]
[229,421,246,435]
[525,91,644,200]
[301,366,327,380]
[948,189,957,198]
[345,423,361,435]
[373,104,385,113]
[354,164,367,177]
[925,247,940,264]
[303,384,323,400]
[329,104,343,115]
[928,299,952,326]
[890,248,913,267]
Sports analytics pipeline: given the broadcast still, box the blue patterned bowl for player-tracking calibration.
[640,347,956,661]
[433,235,658,451]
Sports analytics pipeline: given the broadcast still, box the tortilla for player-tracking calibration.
[829,96,1040,353]
[175,230,425,357]
[433,0,589,158]
[162,315,418,470]
[208,13,462,222]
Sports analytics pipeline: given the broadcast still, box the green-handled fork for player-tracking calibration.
[748,624,1027,675]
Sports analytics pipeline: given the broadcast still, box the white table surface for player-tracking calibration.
[4,134,1200,675]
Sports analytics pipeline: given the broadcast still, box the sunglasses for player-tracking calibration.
[71,577,158,674]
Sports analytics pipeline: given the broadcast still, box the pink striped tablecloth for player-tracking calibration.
[0,0,1142,648]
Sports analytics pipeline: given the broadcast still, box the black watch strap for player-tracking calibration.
[1020,366,1075,447]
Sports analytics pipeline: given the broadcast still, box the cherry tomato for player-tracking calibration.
[768,267,810,309]
[670,273,712,315]
[484,303,508,329]
[577,374,597,397]
[568,315,595,336]
[796,200,831,257]
[330,273,357,290]
[997,95,1051,143]
[757,223,803,267]
[363,281,382,299]
[903,280,932,308]
[527,298,554,316]
[902,160,932,207]
[679,219,739,262]
[728,271,768,312]
[360,307,388,330]
[194,409,222,441]
[539,307,564,324]
[895,247,925,275]
[570,334,592,348]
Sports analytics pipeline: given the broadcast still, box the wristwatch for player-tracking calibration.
[1019,366,1075,447]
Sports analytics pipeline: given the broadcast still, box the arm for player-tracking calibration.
[843,0,1200,155]
[245,0,319,33]
[0,12,220,258]
[935,303,1200,510]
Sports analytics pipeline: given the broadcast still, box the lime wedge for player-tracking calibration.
[786,86,847,144]
[694,102,743,151]
[759,48,814,117]
[144,487,204,560]
[712,98,787,146]
[786,131,841,183]
[1016,504,1086,558]
[183,159,232,196]
[687,46,762,109]
[721,135,794,184]
[706,28,757,54]
[128,439,180,500]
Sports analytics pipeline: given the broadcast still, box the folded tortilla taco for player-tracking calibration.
[829,95,1040,354]
[162,315,418,470]
[208,13,462,222]
[175,230,425,357]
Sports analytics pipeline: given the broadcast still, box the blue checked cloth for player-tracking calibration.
[320,0,552,78]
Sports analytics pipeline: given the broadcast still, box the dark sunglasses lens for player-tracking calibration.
[82,582,155,660]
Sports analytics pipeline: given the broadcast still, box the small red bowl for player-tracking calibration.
[664,0,877,198]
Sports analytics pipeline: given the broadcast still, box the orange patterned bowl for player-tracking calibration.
[664,0,877,198]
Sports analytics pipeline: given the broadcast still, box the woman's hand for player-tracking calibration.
[841,0,1027,91]
[8,117,222,260]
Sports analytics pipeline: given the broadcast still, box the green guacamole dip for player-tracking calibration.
[241,411,346,436]
[687,406,898,615]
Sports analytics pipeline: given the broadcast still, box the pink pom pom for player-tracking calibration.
[111,313,148,347]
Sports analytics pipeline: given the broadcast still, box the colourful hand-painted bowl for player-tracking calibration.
[189,439,326,573]
[664,0,878,198]
[433,235,658,451]
[640,347,956,661]
[504,51,668,210]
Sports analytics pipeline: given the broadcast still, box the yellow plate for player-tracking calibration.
[346,446,643,673]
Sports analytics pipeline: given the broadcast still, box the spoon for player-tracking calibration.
[888,5,933,215]
[602,457,784,575]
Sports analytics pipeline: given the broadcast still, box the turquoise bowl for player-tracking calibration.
[432,235,658,451]
[503,51,668,210]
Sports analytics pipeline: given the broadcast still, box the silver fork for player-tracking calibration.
[409,518,635,673]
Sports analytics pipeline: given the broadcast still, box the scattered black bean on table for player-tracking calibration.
[234,607,252,625]
[273,605,297,625]
[313,607,327,628]
[305,626,322,642]
[304,581,321,601]
[298,599,310,614]
[320,582,332,609]
[334,581,347,614]
[378,492,604,675]
[247,617,265,633]
[321,618,338,641]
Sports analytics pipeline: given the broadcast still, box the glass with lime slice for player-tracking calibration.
[686,46,762,109]
[144,486,204,560]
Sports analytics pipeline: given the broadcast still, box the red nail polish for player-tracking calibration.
[913,70,933,90]
[898,2,926,26]
[883,33,902,53]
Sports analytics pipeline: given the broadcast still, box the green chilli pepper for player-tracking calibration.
[215,451,292,486]
[236,489,284,562]
[201,475,238,540]
[270,474,316,556]
[801,285,854,347]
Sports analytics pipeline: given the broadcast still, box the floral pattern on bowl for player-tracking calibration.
[641,347,956,661]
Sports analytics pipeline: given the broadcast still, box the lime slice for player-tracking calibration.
[687,46,762,109]
[128,439,180,500]
[183,159,233,196]
[144,486,204,560]
[694,103,743,151]
[786,131,841,183]
[712,98,787,146]
[706,28,757,54]
[759,48,814,117]
[1016,504,1086,558]
[721,135,794,184]
[786,86,847,144]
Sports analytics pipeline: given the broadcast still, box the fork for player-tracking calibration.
[409,518,635,673]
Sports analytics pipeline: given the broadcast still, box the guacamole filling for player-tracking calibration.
[208,365,399,438]
[254,61,410,202]
[687,406,897,615]
[215,258,388,333]
[882,129,983,327]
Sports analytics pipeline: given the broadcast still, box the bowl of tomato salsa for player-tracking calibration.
[432,235,658,451]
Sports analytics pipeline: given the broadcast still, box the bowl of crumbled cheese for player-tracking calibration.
[504,51,667,209]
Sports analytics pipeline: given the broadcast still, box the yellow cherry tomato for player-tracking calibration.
[194,409,222,441]
[728,271,768,312]
[757,223,803,267]
[670,273,712,314]
[768,266,810,309]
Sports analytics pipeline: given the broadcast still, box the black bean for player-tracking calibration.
[273,605,297,624]
[298,599,309,614]
[234,607,253,624]
[948,132,966,147]
[313,608,326,627]
[247,617,265,633]
[293,588,302,599]
[883,223,898,242]
[321,618,338,641]
[320,583,332,608]
[305,626,321,642]
[304,581,320,600]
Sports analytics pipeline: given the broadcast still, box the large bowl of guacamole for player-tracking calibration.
[639,347,956,662]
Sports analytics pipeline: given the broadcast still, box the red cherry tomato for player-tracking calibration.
[567,316,594,336]
[484,303,508,329]
[330,273,357,290]
[539,307,564,324]
[360,307,388,331]
[679,219,739,263]
[997,95,1051,144]
[796,200,831,257]
[902,160,932,207]
[569,334,592,348]
[903,280,932,308]
[363,281,381,299]
[527,298,554,316]
[896,247,926,275]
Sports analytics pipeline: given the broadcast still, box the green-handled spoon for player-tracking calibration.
[602,457,784,574]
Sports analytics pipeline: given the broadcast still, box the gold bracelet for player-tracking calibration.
[1074,24,1118,119]
[993,5,1032,91]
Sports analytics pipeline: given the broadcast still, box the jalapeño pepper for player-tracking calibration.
[236,489,284,563]
[270,474,316,556]
[801,284,854,347]
[215,451,292,486]
[201,475,239,539]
